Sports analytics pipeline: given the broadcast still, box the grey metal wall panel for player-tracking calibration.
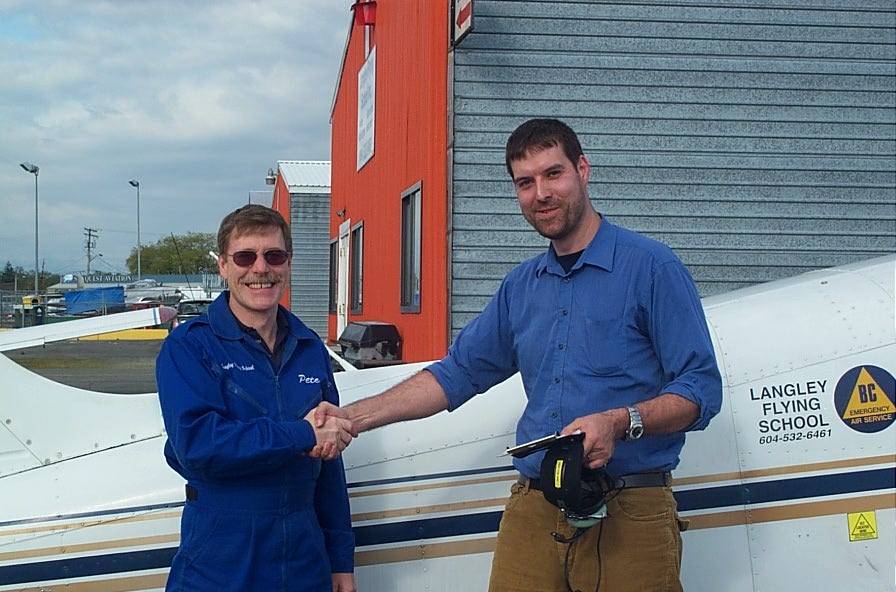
[290,192,330,338]
[449,0,896,337]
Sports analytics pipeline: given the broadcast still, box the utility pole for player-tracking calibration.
[84,228,98,274]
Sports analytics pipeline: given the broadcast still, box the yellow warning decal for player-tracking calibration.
[840,367,896,423]
[848,511,878,542]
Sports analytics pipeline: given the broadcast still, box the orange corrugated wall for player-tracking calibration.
[330,1,449,362]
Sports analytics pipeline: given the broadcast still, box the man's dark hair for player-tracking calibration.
[504,118,584,177]
[217,204,293,256]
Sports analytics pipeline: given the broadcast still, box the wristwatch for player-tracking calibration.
[624,405,644,441]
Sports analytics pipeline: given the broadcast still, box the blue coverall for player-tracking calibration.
[157,293,354,591]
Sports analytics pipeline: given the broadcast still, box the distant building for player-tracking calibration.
[269,160,331,338]
[45,273,225,302]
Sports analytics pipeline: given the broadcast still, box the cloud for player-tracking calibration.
[0,0,351,275]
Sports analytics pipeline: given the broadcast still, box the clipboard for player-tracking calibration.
[501,431,584,459]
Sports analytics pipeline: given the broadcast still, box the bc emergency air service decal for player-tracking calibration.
[834,365,895,433]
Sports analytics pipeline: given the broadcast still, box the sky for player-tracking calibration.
[0,0,352,277]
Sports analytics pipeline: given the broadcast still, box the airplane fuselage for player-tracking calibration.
[0,257,893,591]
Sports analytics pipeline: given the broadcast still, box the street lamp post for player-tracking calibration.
[129,180,141,280]
[19,162,39,295]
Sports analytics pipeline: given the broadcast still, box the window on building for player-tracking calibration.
[328,239,337,314]
[400,183,422,313]
[350,223,363,314]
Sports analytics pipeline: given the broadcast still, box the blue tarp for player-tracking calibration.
[64,287,125,315]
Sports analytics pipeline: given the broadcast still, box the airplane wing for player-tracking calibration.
[0,306,176,352]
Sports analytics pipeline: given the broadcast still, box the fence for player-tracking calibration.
[0,290,42,328]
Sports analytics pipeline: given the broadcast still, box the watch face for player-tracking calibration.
[629,425,644,440]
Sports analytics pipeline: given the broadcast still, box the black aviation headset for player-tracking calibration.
[535,432,620,592]
[539,432,616,528]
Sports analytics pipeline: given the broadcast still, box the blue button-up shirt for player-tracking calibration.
[428,217,722,478]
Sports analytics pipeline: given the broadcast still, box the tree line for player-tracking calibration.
[0,263,58,292]
[125,232,217,275]
[1,232,217,291]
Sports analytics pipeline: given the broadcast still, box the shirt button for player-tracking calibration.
[558,343,564,350]
[551,412,558,418]
[554,377,560,383]
[563,277,570,283]
[562,309,568,316]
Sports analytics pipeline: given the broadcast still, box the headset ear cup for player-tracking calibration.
[538,435,610,528]
[577,469,610,517]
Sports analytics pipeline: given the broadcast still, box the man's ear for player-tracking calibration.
[577,154,591,181]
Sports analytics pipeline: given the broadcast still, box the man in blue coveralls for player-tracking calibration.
[320,118,723,591]
[158,204,356,591]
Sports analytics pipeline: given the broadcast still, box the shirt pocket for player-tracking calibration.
[583,318,628,376]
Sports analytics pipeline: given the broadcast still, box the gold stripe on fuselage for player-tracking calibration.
[11,572,168,592]
[0,533,179,563]
[685,492,894,530]
[352,497,508,522]
[672,454,895,487]
[0,509,182,538]
[348,472,515,498]
[355,536,497,566]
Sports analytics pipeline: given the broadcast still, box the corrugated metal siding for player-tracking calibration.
[290,191,330,338]
[450,0,896,334]
[280,161,330,337]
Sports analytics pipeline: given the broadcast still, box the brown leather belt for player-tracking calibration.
[521,471,671,491]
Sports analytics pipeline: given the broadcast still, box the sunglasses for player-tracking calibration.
[225,249,290,267]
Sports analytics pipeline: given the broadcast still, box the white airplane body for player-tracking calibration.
[0,257,893,591]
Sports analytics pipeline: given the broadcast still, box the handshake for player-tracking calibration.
[304,402,357,460]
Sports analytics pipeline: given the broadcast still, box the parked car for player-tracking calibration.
[169,298,213,331]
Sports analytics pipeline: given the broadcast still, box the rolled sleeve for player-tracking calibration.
[650,260,723,431]
[427,283,519,411]
[427,356,477,411]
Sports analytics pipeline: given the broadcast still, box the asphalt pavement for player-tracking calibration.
[3,338,164,394]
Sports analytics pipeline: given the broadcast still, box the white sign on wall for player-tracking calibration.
[357,46,376,170]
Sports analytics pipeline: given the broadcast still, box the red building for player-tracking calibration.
[328,1,451,362]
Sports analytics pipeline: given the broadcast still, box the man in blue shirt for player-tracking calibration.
[158,205,357,591]
[329,119,722,591]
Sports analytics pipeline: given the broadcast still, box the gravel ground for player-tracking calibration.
[3,339,164,394]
